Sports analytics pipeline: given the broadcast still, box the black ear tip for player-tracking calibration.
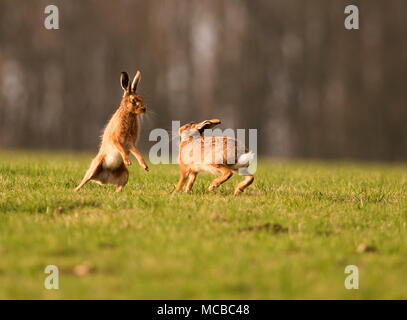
[121,72,130,91]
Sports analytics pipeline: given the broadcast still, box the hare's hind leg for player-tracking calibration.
[184,172,198,193]
[91,165,128,192]
[234,175,254,196]
[74,155,104,191]
[208,167,233,192]
[112,165,129,192]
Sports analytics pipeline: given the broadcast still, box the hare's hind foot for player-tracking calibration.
[234,175,254,196]
[74,155,104,191]
[234,189,243,196]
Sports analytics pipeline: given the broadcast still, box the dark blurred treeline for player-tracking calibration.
[0,0,406,160]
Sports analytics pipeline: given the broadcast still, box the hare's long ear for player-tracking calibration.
[131,71,141,93]
[120,72,130,93]
[196,119,221,132]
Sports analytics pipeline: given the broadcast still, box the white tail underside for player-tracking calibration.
[237,151,255,166]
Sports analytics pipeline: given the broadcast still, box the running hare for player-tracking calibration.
[175,119,254,196]
[74,71,149,192]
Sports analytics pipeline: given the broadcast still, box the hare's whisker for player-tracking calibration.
[146,107,159,118]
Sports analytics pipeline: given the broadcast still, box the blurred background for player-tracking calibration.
[0,0,406,160]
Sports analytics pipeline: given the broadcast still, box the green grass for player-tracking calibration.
[1,150,407,299]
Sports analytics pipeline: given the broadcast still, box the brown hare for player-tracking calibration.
[175,119,255,196]
[74,71,149,192]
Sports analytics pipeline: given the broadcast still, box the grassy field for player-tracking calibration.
[0,150,407,299]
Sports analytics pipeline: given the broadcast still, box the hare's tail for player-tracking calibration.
[237,151,255,166]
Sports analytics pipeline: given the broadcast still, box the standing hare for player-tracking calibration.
[175,119,255,196]
[74,71,149,192]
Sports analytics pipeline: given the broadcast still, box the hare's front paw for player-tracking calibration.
[124,158,132,166]
[143,164,149,172]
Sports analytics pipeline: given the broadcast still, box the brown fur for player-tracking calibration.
[175,119,254,196]
[74,71,149,192]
